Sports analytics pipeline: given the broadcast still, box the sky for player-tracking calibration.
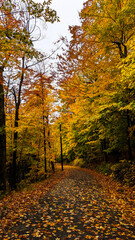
[34,0,84,54]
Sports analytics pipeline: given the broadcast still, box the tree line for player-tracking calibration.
[0,0,59,190]
[0,0,135,191]
[55,0,135,185]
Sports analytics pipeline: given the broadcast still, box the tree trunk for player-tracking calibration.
[12,107,18,189]
[43,114,47,174]
[47,115,51,168]
[0,66,6,190]
[41,77,47,176]
[60,124,63,171]
[127,110,132,161]
[12,57,25,189]
[101,139,108,163]
[116,43,132,160]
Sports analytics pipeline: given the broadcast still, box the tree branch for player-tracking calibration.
[26,42,63,69]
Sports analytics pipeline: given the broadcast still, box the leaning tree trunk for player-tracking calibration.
[0,66,6,190]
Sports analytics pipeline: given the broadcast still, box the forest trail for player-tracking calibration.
[0,166,135,239]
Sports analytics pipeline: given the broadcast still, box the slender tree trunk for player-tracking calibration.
[127,110,132,161]
[41,78,47,175]
[101,139,108,163]
[12,57,25,189]
[48,130,51,168]
[0,66,6,190]
[60,124,63,171]
[12,107,19,189]
[43,114,47,174]
[47,115,51,167]
[37,136,41,163]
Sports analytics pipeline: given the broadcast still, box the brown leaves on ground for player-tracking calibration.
[0,166,69,233]
[81,167,135,225]
[0,165,134,239]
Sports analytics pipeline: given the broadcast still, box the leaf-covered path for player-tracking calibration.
[0,166,135,239]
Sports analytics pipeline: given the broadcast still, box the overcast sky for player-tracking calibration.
[34,0,84,54]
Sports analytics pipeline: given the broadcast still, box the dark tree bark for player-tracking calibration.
[114,42,127,58]
[115,42,132,161]
[51,161,55,172]
[101,139,108,163]
[46,114,51,168]
[60,124,63,171]
[41,79,47,176]
[12,104,18,189]
[126,110,132,161]
[0,66,6,190]
[12,57,25,189]
[43,114,47,175]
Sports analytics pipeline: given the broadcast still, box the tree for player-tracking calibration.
[0,1,25,190]
[0,0,59,189]
[81,0,135,58]
[0,66,6,189]
[55,0,135,166]
[60,123,63,171]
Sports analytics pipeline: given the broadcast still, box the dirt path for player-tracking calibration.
[0,167,135,239]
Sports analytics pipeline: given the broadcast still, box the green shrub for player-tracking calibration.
[111,160,135,186]
[97,161,112,175]
[26,165,45,183]
[73,158,85,167]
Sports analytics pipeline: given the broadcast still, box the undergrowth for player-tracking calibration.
[96,160,135,187]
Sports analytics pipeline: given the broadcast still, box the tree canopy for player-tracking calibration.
[0,0,135,190]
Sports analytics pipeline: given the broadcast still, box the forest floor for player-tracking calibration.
[0,165,135,239]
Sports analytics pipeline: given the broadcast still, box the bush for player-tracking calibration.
[73,158,85,167]
[17,166,45,190]
[111,160,135,186]
[26,165,45,183]
[97,161,112,175]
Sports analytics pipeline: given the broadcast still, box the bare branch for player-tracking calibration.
[26,42,64,69]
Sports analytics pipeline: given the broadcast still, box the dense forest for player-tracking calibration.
[0,0,135,191]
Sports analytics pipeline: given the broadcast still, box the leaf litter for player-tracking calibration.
[0,166,134,239]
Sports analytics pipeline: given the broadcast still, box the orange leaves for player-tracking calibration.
[0,166,135,239]
[55,0,135,165]
[82,167,135,225]
[0,166,69,237]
